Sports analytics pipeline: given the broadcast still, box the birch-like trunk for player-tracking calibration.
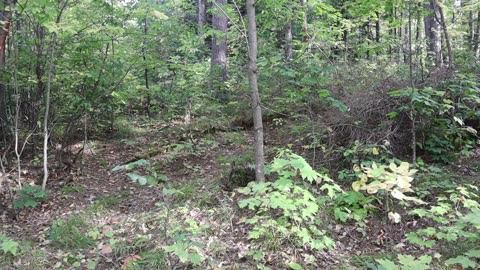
[246,0,265,183]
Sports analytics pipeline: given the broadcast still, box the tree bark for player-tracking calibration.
[284,22,293,61]
[434,0,453,67]
[473,9,480,54]
[424,1,442,66]
[198,0,206,28]
[300,0,310,52]
[211,0,228,83]
[0,0,14,143]
[246,0,265,183]
[142,16,150,116]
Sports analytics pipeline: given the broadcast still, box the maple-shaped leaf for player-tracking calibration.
[1,239,19,256]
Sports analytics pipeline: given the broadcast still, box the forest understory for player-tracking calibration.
[1,0,480,269]
[0,113,479,269]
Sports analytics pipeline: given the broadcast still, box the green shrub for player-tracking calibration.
[49,216,94,249]
[13,185,48,209]
[238,150,342,267]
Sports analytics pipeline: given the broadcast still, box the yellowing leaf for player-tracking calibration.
[391,189,406,200]
[388,212,401,223]
[398,162,410,173]
[353,164,361,172]
[352,181,363,192]
[150,10,168,20]
[372,147,379,155]
[389,163,397,171]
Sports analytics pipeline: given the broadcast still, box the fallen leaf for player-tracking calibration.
[101,245,113,255]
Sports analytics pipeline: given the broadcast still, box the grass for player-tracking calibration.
[348,253,396,269]
[61,186,85,194]
[88,191,129,213]
[49,215,94,249]
[125,249,168,270]
[171,182,197,203]
[112,117,148,139]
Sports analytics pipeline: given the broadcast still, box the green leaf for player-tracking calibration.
[398,255,431,270]
[287,262,303,270]
[150,9,169,20]
[445,256,477,268]
[464,250,480,258]
[127,172,148,185]
[375,259,400,270]
[1,238,19,256]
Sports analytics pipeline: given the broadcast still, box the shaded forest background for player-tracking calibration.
[0,0,479,269]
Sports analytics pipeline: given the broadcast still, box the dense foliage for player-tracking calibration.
[0,0,479,269]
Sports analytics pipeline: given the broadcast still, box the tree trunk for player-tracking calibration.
[0,0,14,143]
[468,3,474,47]
[375,12,380,43]
[142,16,150,116]
[198,0,206,28]
[424,1,442,66]
[246,0,265,183]
[42,35,56,190]
[473,9,480,54]
[434,0,453,67]
[284,22,293,61]
[300,0,310,52]
[211,0,228,84]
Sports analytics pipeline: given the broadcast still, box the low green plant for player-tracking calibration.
[169,182,197,203]
[334,191,376,224]
[237,150,342,267]
[388,84,479,163]
[0,234,19,257]
[368,254,432,270]
[406,184,479,269]
[13,185,48,209]
[352,161,425,211]
[49,215,94,249]
[61,186,85,194]
[125,250,168,270]
[113,159,168,186]
[89,192,129,213]
[157,187,209,267]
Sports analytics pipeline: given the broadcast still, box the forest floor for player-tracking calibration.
[0,118,479,269]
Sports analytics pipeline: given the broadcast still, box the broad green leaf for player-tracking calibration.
[398,254,431,270]
[1,239,19,256]
[445,256,477,268]
[375,259,400,270]
[464,250,480,258]
[287,262,303,270]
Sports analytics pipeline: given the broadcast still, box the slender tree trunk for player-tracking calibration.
[375,12,380,43]
[468,3,474,47]
[198,0,206,28]
[42,0,67,190]
[398,10,403,62]
[246,0,265,183]
[0,0,14,143]
[142,17,150,116]
[32,25,45,157]
[473,10,480,54]
[424,1,442,66]
[434,0,453,67]
[300,0,310,52]
[211,0,228,83]
[42,35,56,190]
[408,1,416,166]
[284,22,293,61]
